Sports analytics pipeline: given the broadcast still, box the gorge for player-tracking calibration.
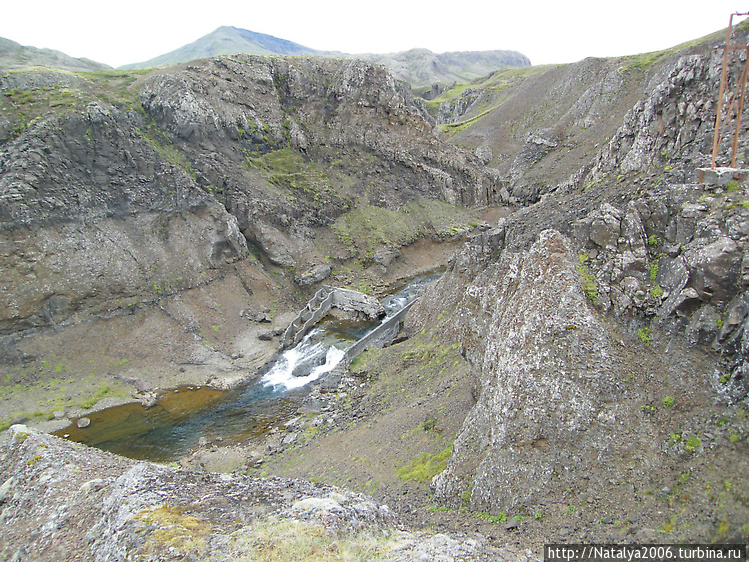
[1,18,749,561]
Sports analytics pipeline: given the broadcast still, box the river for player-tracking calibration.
[54,272,441,461]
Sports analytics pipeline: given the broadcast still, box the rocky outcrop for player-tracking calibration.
[407,225,749,540]
[571,186,749,401]
[139,55,506,212]
[0,101,248,334]
[583,54,719,186]
[0,425,527,561]
[437,88,483,124]
[401,35,749,539]
[413,231,630,511]
[0,55,506,334]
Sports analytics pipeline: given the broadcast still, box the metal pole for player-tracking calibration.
[712,14,735,169]
[711,12,749,170]
[730,47,749,167]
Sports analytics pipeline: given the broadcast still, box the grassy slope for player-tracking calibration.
[260,326,476,512]
[0,37,111,72]
[424,23,740,193]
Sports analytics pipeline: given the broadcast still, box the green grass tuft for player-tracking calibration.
[396,444,453,482]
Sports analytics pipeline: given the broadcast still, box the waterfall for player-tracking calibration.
[261,329,345,391]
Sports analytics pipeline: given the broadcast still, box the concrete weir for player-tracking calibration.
[280,286,386,349]
[339,299,416,367]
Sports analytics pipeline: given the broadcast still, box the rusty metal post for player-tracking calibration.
[711,12,749,170]
[712,15,734,169]
[730,46,749,166]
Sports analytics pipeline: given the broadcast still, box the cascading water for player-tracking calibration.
[261,330,346,391]
[54,271,443,461]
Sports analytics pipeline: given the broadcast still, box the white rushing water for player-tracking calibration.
[260,272,443,392]
[261,330,345,391]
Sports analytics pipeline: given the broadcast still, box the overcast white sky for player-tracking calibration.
[1,1,748,68]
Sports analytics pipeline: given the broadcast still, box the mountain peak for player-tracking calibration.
[119,26,318,70]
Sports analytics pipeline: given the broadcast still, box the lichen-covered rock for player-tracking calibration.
[296,263,332,286]
[683,236,742,306]
[0,425,523,561]
[421,231,629,511]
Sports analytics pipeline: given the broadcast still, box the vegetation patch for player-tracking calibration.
[134,504,211,558]
[437,110,492,136]
[233,516,394,562]
[576,254,599,304]
[80,382,121,410]
[136,123,197,180]
[637,327,652,345]
[331,199,478,257]
[0,68,150,139]
[396,443,453,482]
[475,511,509,524]
[685,436,702,453]
[247,147,337,206]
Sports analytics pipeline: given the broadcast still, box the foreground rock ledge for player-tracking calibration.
[0,425,535,561]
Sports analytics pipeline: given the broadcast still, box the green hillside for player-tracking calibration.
[0,37,110,72]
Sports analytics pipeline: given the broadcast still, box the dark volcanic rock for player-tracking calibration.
[0,55,504,334]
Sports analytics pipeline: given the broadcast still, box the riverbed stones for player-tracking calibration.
[76,417,90,429]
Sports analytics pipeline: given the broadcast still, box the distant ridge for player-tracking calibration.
[120,26,319,70]
[361,48,531,89]
[0,37,111,72]
[117,25,531,88]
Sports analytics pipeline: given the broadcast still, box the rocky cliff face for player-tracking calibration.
[0,56,503,336]
[404,34,749,542]
[0,99,248,334]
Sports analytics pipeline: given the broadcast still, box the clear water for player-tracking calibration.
[54,272,442,461]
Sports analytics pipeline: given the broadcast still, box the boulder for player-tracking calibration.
[684,237,742,305]
[657,256,689,294]
[247,222,298,268]
[589,203,622,250]
[373,247,400,268]
[685,304,720,345]
[296,263,331,286]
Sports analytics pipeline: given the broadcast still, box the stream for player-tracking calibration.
[54,272,441,462]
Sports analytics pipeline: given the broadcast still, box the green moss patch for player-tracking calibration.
[396,444,453,482]
[331,199,478,256]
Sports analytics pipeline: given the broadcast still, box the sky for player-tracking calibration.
[2,1,748,69]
